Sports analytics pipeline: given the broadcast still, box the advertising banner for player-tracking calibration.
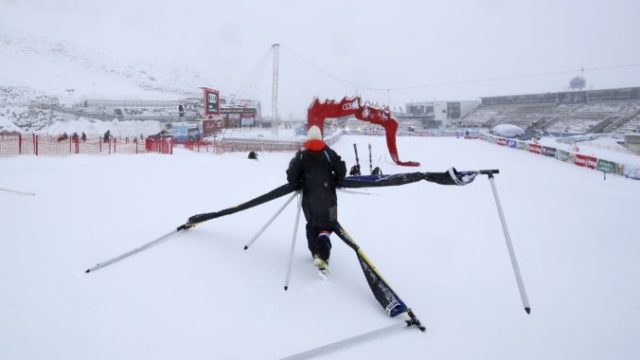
[506,139,517,148]
[496,138,507,146]
[542,146,557,157]
[517,141,527,150]
[203,87,220,116]
[574,154,598,169]
[528,143,542,154]
[596,159,618,173]
[555,149,572,162]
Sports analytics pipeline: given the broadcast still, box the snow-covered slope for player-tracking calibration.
[1,136,639,359]
[0,29,206,103]
[0,2,211,132]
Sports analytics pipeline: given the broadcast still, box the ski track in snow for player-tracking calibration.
[1,135,639,359]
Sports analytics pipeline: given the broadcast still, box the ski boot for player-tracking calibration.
[313,256,330,276]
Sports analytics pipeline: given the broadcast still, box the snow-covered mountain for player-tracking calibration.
[0,29,207,102]
[0,9,211,134]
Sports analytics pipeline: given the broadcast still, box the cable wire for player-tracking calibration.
[280,44,640,92]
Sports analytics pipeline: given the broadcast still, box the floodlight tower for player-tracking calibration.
[271,43,280,135]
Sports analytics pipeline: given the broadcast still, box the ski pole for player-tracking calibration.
[284,193,302,291]
[0,187,36,196]
[278,317,421,360]
[368,143,373,174]
[85,223,193,273]
[244,191,298,250]
[484,171,531,314]
[353,143,360,174]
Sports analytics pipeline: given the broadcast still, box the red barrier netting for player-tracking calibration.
[145,138,174,154]
[0,133,173,157]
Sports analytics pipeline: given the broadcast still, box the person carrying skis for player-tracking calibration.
[286,125,346,273]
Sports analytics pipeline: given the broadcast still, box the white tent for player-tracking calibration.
[492,124,525,138]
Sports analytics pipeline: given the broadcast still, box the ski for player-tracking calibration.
[317,269,328,280]
[278,310,425,360]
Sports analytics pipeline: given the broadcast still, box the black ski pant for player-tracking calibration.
[306,223,333,261]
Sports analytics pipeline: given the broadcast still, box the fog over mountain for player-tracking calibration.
[1,0,640,118]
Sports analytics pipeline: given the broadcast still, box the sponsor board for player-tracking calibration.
[203,87,220,116]
[596,159,618,173]
[528,143,542,154]
[496,138,507,146]
[542,146,557,157]
[574,154,598,169]
[506,139,517,148]
[555,149,572,162]
[516,141,527,150]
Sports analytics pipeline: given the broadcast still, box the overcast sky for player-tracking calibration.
[2,0,640,118]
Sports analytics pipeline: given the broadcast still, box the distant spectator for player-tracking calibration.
[57,132,68,142]
[248,150,258,160]
[71,132,79,141]
[103,130,111,143]
[81,132,87,142]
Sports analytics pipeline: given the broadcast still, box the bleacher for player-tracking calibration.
[547,103,617,134]
[460,87,640,135]
[461,103,555,129]
[612,109,640,135]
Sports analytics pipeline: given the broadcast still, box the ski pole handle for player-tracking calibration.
[478,169,499,176]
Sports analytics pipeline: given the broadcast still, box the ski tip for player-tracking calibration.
[85,269,91,273]
[284,286,288,291]
[525,307,531,314]
[243,245,248,250]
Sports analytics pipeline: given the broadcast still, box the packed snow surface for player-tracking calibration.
[1,136,639,359]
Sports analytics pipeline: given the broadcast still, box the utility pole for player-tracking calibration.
[271,43,280,135]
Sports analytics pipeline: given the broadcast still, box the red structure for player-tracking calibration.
[307,97,419,167]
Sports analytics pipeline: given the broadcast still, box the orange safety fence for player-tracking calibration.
[0,132,173,157]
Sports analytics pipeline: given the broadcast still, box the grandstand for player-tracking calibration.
[74,99,199,122]
[460,87,640,135]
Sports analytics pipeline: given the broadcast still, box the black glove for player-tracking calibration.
[188,212,218,224]
[424,167,477,186]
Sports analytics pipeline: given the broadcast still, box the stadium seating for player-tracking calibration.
[461,95,640,135]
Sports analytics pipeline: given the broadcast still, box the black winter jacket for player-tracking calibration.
[286,145,346,228]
